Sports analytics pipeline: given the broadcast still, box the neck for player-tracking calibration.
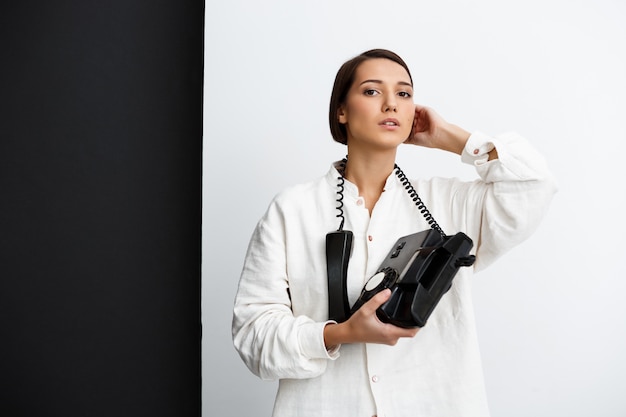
[343,148,397,213]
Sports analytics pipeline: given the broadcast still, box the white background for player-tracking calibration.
[204,1,626,415]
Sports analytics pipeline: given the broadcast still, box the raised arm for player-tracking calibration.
[406,104,498,161]
[406,104,557,270]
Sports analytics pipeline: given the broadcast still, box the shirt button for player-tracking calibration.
[356,199,363,206]
[473,148,480,155]
[371,375,379,383]
[368,235,373,242]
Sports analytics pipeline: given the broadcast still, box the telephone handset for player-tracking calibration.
[326,160,475,327]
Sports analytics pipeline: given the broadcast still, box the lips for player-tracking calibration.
[380,118,400,127]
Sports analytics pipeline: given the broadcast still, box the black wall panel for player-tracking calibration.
[1,2,203,416]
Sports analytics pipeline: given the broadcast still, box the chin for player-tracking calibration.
[349,131,410,149]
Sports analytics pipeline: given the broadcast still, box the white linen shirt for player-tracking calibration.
[232,132,557,417]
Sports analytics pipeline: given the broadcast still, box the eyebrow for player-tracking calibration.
[359,79,413,87]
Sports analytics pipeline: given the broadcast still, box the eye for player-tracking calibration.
[363,89,379,96]
[398,91,412,98]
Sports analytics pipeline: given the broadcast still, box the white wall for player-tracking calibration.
[204,1,626,415]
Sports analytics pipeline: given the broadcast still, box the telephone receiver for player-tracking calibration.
[327,229,475,328]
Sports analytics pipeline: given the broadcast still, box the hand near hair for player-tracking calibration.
[323,289,419,348]
[405,105,471,156]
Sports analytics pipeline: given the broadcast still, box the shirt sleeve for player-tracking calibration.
[232,198,339,381]
[458,131,558,271]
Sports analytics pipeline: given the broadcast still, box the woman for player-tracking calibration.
[232,49,557,417]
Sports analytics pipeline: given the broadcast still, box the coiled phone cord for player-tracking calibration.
[334,157,445,238]
[394,164,445,238]
[334,158,348,231]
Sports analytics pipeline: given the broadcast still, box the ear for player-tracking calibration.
[337,105,347,124]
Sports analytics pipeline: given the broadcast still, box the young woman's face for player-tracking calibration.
[338,58,414,150]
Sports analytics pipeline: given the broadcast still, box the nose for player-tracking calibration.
[383,96,397,112]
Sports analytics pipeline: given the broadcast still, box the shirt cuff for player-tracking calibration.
[298,321,341,360]
[461,131,496,166]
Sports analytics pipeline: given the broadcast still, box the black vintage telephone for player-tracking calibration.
[326,160,475,328]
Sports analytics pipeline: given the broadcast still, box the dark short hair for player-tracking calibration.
[328,49,413,145]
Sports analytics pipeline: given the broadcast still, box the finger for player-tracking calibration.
[387,323,420,339]
[399,329,420,339]
[413,106,422,123]
[362,289,391,313]
[372,288,391,305]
